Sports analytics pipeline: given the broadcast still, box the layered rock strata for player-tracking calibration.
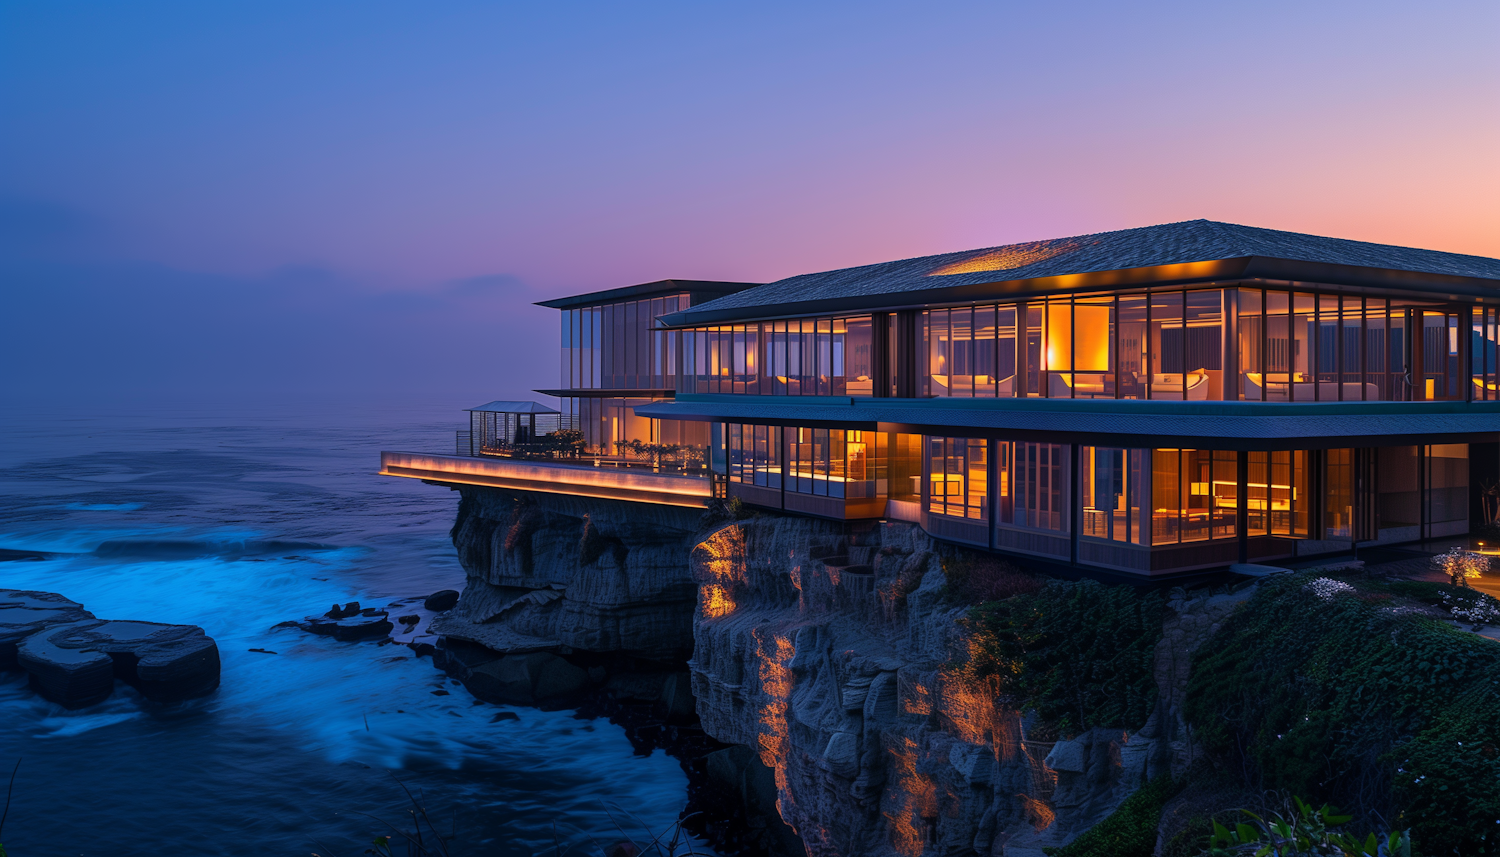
[436,486,702,662]
[687,516,1245,857]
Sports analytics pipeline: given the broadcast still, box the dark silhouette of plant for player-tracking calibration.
[1202,795,1410,856]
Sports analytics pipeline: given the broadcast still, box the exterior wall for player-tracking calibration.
[710,422,1476,575]
[674,282,1499,406]
[554,291,707,460]
[560,292,687,392]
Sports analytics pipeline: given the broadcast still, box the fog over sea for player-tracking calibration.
[0,400,706,856]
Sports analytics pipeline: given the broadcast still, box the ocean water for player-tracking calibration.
[0,401,707,856]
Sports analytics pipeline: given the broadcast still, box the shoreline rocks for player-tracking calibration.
[0,589,220,708]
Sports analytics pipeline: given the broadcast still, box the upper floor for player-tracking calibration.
[536,279,759,396]
[646,220,1500,405]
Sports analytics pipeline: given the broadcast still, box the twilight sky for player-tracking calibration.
[3,1,1497,409]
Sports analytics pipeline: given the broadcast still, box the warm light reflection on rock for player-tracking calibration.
[695,525,746,619]
[883,736,939,857]
[753,627,796,819]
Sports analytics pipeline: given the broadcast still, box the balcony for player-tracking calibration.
[378,451,711,508]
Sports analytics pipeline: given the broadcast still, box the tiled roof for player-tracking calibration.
[674,220,1500,320]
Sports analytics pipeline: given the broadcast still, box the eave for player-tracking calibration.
[654,256,1500,329]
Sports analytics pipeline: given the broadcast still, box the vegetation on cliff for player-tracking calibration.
[963,578,1165,737]
[1186,572,1500,855]
[1045,774,1179,857]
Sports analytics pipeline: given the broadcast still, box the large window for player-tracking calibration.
[1081,447,1147,544]
[680,316,873,396]
[560,295,685,392]
[727,424,782,488]
[927,437,987,520]
[571,396,708,464]
[1236,289,1465,402]
[997,442,1068,532]
[1427,444,1470,534]
[1475,308,1500,400]
[1246,450,1310,537]
[920,291,1222,401]
[1150,449,1237,544]
[785,428,880,498]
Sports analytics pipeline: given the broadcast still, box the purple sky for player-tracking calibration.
[3,1,1497,410]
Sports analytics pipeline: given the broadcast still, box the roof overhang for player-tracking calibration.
[655,256,1500,328]
[534,389,673,399]
[635,394,1500,451]
[535,279,762,310]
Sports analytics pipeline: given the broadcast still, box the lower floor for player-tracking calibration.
[711,421,1482,575]
[562,396,710,467]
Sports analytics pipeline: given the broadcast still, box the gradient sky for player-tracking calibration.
[3,1,1497,409]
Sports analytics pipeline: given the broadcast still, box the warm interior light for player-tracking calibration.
[1045,306,1110,371]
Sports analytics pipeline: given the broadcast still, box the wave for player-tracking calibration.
[92,539,339,560]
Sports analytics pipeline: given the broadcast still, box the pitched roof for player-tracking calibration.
[661,220,1500,325]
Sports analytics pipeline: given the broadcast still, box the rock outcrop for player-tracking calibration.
[435,487,701,661]
[686,516,1244,857]
[1,589,220,708]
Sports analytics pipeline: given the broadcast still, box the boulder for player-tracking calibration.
[424,589,460,612]
[301,608,393,642]
[17,618,220,708]
[446,648,590,705]
[0,590,95,670]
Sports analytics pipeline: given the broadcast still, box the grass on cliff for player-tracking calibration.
[1043,775,1179,857]
[1185,571,1500,855]
[962,578,1165,738]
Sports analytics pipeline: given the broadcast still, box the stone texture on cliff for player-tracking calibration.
[687,516,1229,857]
[433,487,701,661]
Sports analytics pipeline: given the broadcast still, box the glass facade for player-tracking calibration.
[1001,442,1069,531]
[927,437,987,520]
[725,426,908,500]
[1237,288,1459,402]
[557,292,706,460]
[560,293,686,391]
[665,285,1492,403]
[1081,447,1148,545]
[1150,449,1238,544]
[678,316,875,395]
[921,291,1223,399]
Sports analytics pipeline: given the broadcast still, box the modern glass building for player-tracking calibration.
[545,221,1500,576]
[533,279,760,466]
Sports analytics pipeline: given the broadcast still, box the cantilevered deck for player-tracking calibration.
[378,451,711,507]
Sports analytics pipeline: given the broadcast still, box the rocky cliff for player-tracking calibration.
[437,486,701,664]
[687,515,1246,857]
[434,488,1255,855]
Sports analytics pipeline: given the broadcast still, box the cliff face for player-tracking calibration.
[435,488,1249,854]
[687,515,1242,857]
[437,486,702,662]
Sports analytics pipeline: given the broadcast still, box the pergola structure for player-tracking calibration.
[465,400,563,456]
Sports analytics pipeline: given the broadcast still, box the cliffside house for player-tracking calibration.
[382,220,1500,576]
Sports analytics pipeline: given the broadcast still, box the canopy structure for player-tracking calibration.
[463,401,566,456]
[467,400,560,415]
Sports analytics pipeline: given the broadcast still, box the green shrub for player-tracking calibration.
[965,579,1164,736]
[1045,775,1178,857]
[940,552,1041,603]
[1185,572,1500,855]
